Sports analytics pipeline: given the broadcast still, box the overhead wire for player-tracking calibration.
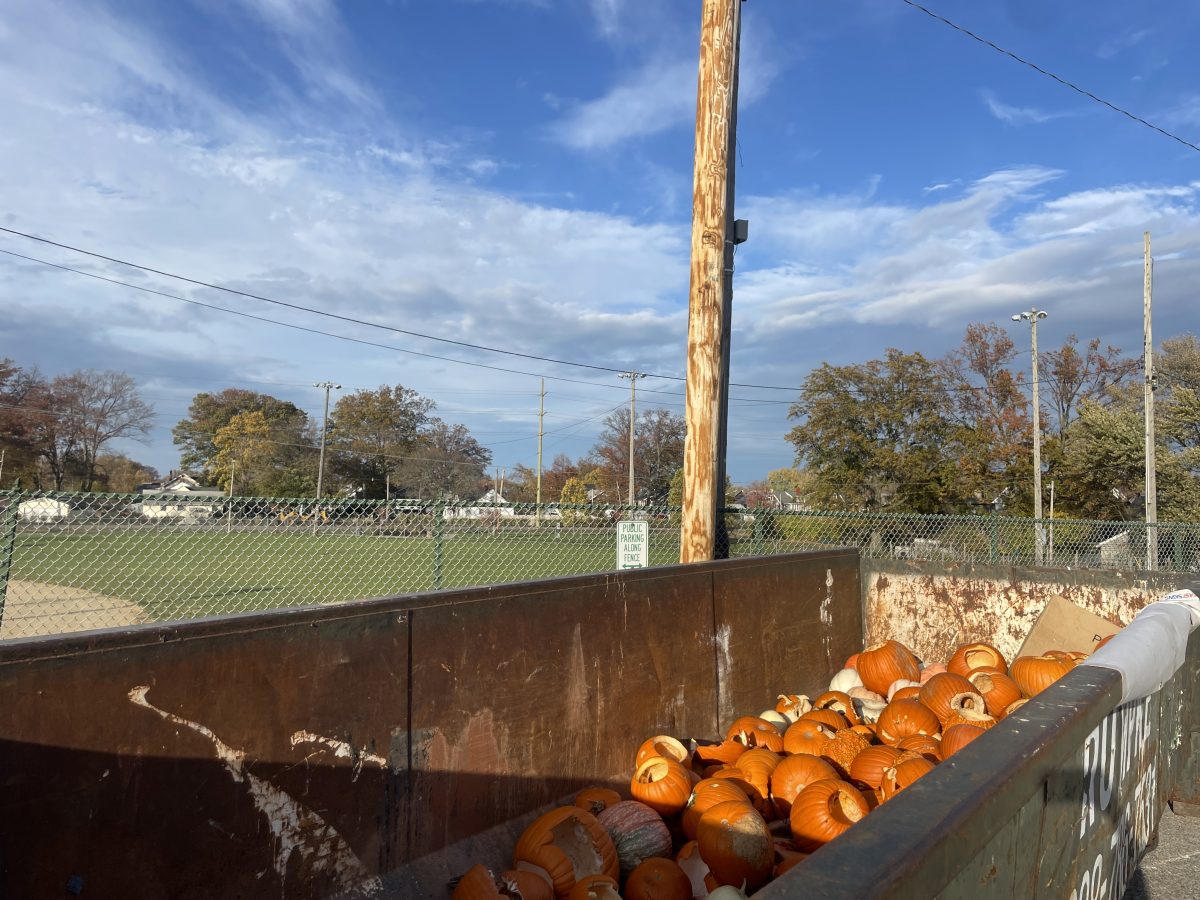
[899,0,1200,155]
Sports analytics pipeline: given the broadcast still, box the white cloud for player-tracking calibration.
[550,4,782,150]
[980,90,1074,126]
[1097,28,1152,60]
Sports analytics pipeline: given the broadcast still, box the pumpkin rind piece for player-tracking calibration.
[947,642,1008,677]
[769,753,838,818]
[513,806,619,898]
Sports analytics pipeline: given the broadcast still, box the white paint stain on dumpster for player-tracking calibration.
[290,731,388,782]
[129,686,381,896]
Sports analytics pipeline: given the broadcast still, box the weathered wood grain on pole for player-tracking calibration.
[681,0,740,563]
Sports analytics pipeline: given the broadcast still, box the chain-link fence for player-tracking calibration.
[2,491,1197,640]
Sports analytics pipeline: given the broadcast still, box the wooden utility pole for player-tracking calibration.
[535,379,545,525]
[1144,231,1158,570]
[619,372,642,508]
[681,0,742,563]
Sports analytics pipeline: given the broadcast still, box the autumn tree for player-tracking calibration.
[938,323,1032,511]
[328,385,434,497]
[588,407,685,503]
[1039,335,1137,439]
[397,419,491,499]
[56,370,155,490]
[174,389,309,485]
[787,349,958,512]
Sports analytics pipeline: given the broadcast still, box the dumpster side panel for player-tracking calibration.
[0,611,411,900]
[0,551,862,899]
[713,551,861,730]
[406,567,719,860]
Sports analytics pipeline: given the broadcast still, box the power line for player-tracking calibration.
[0,225,676,380]
[0,239,1141,402]
[0,246,680,398]
[899,0,1200,155]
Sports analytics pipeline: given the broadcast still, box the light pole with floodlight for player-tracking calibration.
[1011,309,1048,565]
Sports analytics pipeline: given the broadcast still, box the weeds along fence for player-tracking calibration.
[1,491,1197,641]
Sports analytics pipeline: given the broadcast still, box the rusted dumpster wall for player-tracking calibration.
[0,550,861,899]
[763,628,1200,899]
[862,558,1181,663]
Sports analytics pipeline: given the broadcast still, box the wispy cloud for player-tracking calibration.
[550,6,782,150]
[1097,28,1152,60]
[980,90,1075,126]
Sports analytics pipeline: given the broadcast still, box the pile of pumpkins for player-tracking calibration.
[452,639,1098,899]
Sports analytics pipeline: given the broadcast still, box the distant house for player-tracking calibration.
[135,471,225,522]
[18,498,70,523]
[446,488,516,520]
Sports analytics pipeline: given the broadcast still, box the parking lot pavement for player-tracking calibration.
[1123,808,1200,899]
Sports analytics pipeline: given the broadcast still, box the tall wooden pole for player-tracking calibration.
[535,378,544,525]
[1144,232,1158,570]
[681,0,741,563]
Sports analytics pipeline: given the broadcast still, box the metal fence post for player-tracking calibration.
[433,498,444,590]
[989,508,999,565]
[752,510,764,557]
[0,492,21,630]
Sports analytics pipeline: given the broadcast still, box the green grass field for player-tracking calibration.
[9,525,685,622]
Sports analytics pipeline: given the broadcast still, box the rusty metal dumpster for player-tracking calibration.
[0,550,1196,898]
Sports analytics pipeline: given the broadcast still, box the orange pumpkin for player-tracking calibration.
[1011,655,1075,697]
[635,735,691,769]
[849,723,877,742]
[844,652,860,669]
[940,724,987,758]
[726,716,785,753]
[775,694,813,720]
[735,748,782,815]
[890,685,922,702]
[813,690,860,725]
[1043,649,1081,663]
[513,807,619,899]
[631,757,694,817]
[574,787,623,817]
[918,672,976,723]
[966,670,1022,718]
[452,864,506,900]
[682,779,753,840]
[623,857,692,900]
[788,778,870,852]
[947,641,1008,677]
[696,800,774,890]
[896,733,942,762]
[879,757,935,801]
[783,719,836,755]
[848,745,902,790]
[769,753,838,818]
[875,699,940,746]
[800,708,851,731]
[567,874,621,900]
[856,640,921,695]
[502,871,553,900]
[1093,633,1117,652]
[693,738,746,769]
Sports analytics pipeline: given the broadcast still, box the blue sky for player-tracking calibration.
[2,0,1199,487]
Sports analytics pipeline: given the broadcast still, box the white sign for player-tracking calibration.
[617,520,649,569]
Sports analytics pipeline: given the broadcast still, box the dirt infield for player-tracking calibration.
[0,580,150,640]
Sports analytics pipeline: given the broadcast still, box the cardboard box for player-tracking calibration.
[1017,595,1122,658]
